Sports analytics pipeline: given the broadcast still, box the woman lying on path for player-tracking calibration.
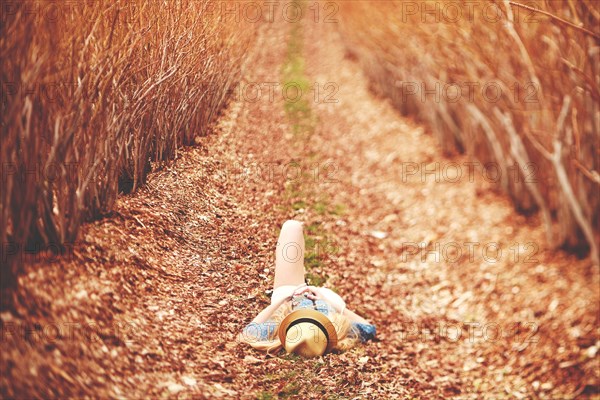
[240,220,376,358]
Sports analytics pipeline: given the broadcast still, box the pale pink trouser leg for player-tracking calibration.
[273,220,306,289]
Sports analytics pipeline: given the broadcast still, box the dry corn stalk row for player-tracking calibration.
[0,0,255,296]
[338,0,599,264]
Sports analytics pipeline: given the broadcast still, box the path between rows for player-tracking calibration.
[2,11,598,400]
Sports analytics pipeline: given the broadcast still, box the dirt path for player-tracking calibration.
[2,10,598,400]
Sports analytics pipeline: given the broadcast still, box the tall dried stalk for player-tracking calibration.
[339,0,599,263]
[1,0,255,307]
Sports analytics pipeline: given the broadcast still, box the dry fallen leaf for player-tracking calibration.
[369,231,387,239]
[243,355,263,365]
[182,376,197,386]
[167,382,185,394]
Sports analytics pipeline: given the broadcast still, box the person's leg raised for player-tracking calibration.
[273,220,306,289]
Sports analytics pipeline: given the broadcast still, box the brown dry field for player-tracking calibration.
[1,11,599,400]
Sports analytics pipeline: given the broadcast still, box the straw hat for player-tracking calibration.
[278,309,338,357]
